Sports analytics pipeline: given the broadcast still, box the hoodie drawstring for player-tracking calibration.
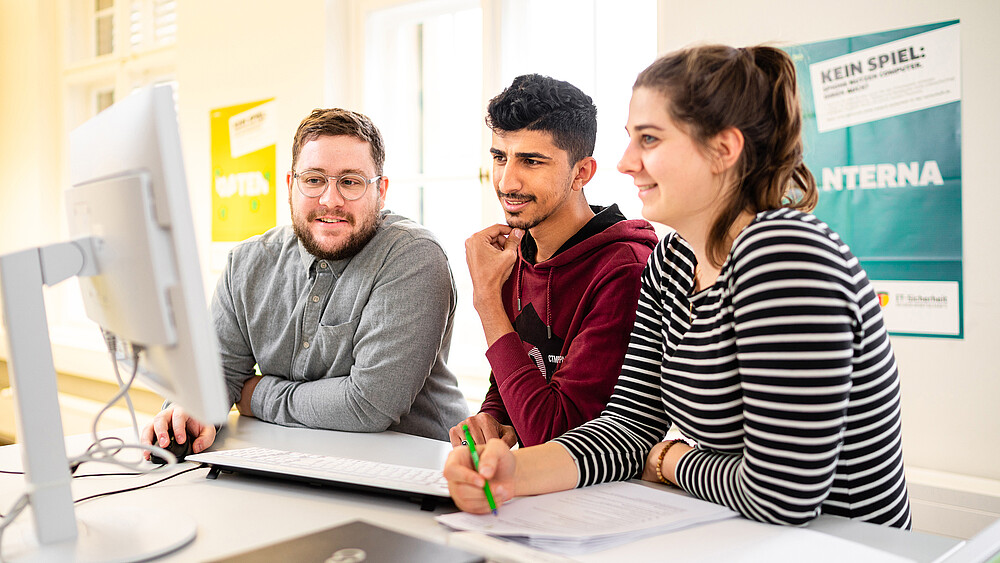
[515,257,522,312]
[545,268,553,339]
[514,245,554,340]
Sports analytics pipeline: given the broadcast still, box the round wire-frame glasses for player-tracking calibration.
[293,170,381,201]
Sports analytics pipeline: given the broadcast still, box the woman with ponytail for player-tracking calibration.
[445,45,911,529]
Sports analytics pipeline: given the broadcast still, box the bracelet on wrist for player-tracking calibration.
[655,439,687,486]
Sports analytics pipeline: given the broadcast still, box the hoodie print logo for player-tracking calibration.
[514,303,565,382]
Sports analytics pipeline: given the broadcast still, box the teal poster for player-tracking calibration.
[786,21,962,338]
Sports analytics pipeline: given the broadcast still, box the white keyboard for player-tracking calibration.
[187,446,451,499]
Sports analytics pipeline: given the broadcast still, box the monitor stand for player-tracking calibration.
[0,243,196,562]
[4,506,196,562]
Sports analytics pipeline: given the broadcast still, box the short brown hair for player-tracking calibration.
[291,108,385,175]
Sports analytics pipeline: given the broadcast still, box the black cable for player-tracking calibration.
[1,470,150,477]
[74,471,146,478]
[0,465,203,517]
[72,464,207,505]
[0,459,173,478]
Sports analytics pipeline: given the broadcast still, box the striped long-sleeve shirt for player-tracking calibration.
[553,208,911,528]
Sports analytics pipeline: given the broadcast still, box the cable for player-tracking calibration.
[1,468,155,478]
[0,494,28,522]
[74,471,146,478]
[0,462,189,510]
[0,465,204,562]
[0,492,29,556]
[67,338,180,472]
[101,330,140,443]
[0,460,184,515]
[71,464,206,505]
[0,333,186,560]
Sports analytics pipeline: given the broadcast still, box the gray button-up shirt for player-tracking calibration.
[212,211,467,440]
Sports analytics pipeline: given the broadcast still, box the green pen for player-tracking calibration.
[462,424,498,515]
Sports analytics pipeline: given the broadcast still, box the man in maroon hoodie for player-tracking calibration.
[449,74,658,448]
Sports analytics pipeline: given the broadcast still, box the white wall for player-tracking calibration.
[656,0,1000,484]
[175,0,328,278]
[0,0,62,255]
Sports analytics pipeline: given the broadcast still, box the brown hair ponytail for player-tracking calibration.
[634,45,818,267]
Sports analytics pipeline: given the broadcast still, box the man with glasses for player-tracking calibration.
[142,108,467,455]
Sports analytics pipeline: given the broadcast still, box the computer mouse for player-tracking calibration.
[150,426,194,464]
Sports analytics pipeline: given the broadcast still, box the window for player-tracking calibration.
[130,0,178,50]
[364,1,490,405]
[96,88,115,114]
[66,0,178,126]
[357,0,657,407]
[494,0,657,222]
[95,0,115,56]
[57,0,180,345]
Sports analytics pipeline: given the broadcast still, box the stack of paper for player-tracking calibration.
[436,481,737,555]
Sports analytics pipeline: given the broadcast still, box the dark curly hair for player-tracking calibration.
[486,74,597,165]
[635,45,818,267]
[291,108,385,175]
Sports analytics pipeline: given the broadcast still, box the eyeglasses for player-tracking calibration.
[293,170,381,201]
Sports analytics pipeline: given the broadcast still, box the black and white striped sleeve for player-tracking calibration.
[674,219,858,525]
[552,236,680,485]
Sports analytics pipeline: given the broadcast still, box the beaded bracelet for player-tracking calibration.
[655,439,686,486]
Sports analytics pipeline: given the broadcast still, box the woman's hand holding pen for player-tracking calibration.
[444,438,516,514]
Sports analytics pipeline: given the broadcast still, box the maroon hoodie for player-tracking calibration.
[479,204,657,447]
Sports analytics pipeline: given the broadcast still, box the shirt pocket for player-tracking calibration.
[304,316,362,380]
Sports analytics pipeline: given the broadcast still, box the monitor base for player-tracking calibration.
[4,505,197,562]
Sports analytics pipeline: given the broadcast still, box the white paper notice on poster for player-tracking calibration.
[871,280,960,336]
[809,24,960,132]
[229,100,276,158]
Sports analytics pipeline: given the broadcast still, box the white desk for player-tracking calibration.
[0,413,965,562]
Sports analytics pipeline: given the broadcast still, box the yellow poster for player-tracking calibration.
[211,98,276,242]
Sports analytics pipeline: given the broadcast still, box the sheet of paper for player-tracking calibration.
[439,481,923,560]
[436,481,736,554]
[572,516,919,563]
[438,481,734,539]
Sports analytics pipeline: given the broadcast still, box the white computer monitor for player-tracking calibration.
[66,84,228,424]
[0,84,228,561]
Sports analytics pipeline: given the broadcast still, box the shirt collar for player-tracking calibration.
[296,237,317,270]
[295,237,353,276]
[294,216,389,277]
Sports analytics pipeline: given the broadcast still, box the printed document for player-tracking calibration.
[436,481,737,555]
